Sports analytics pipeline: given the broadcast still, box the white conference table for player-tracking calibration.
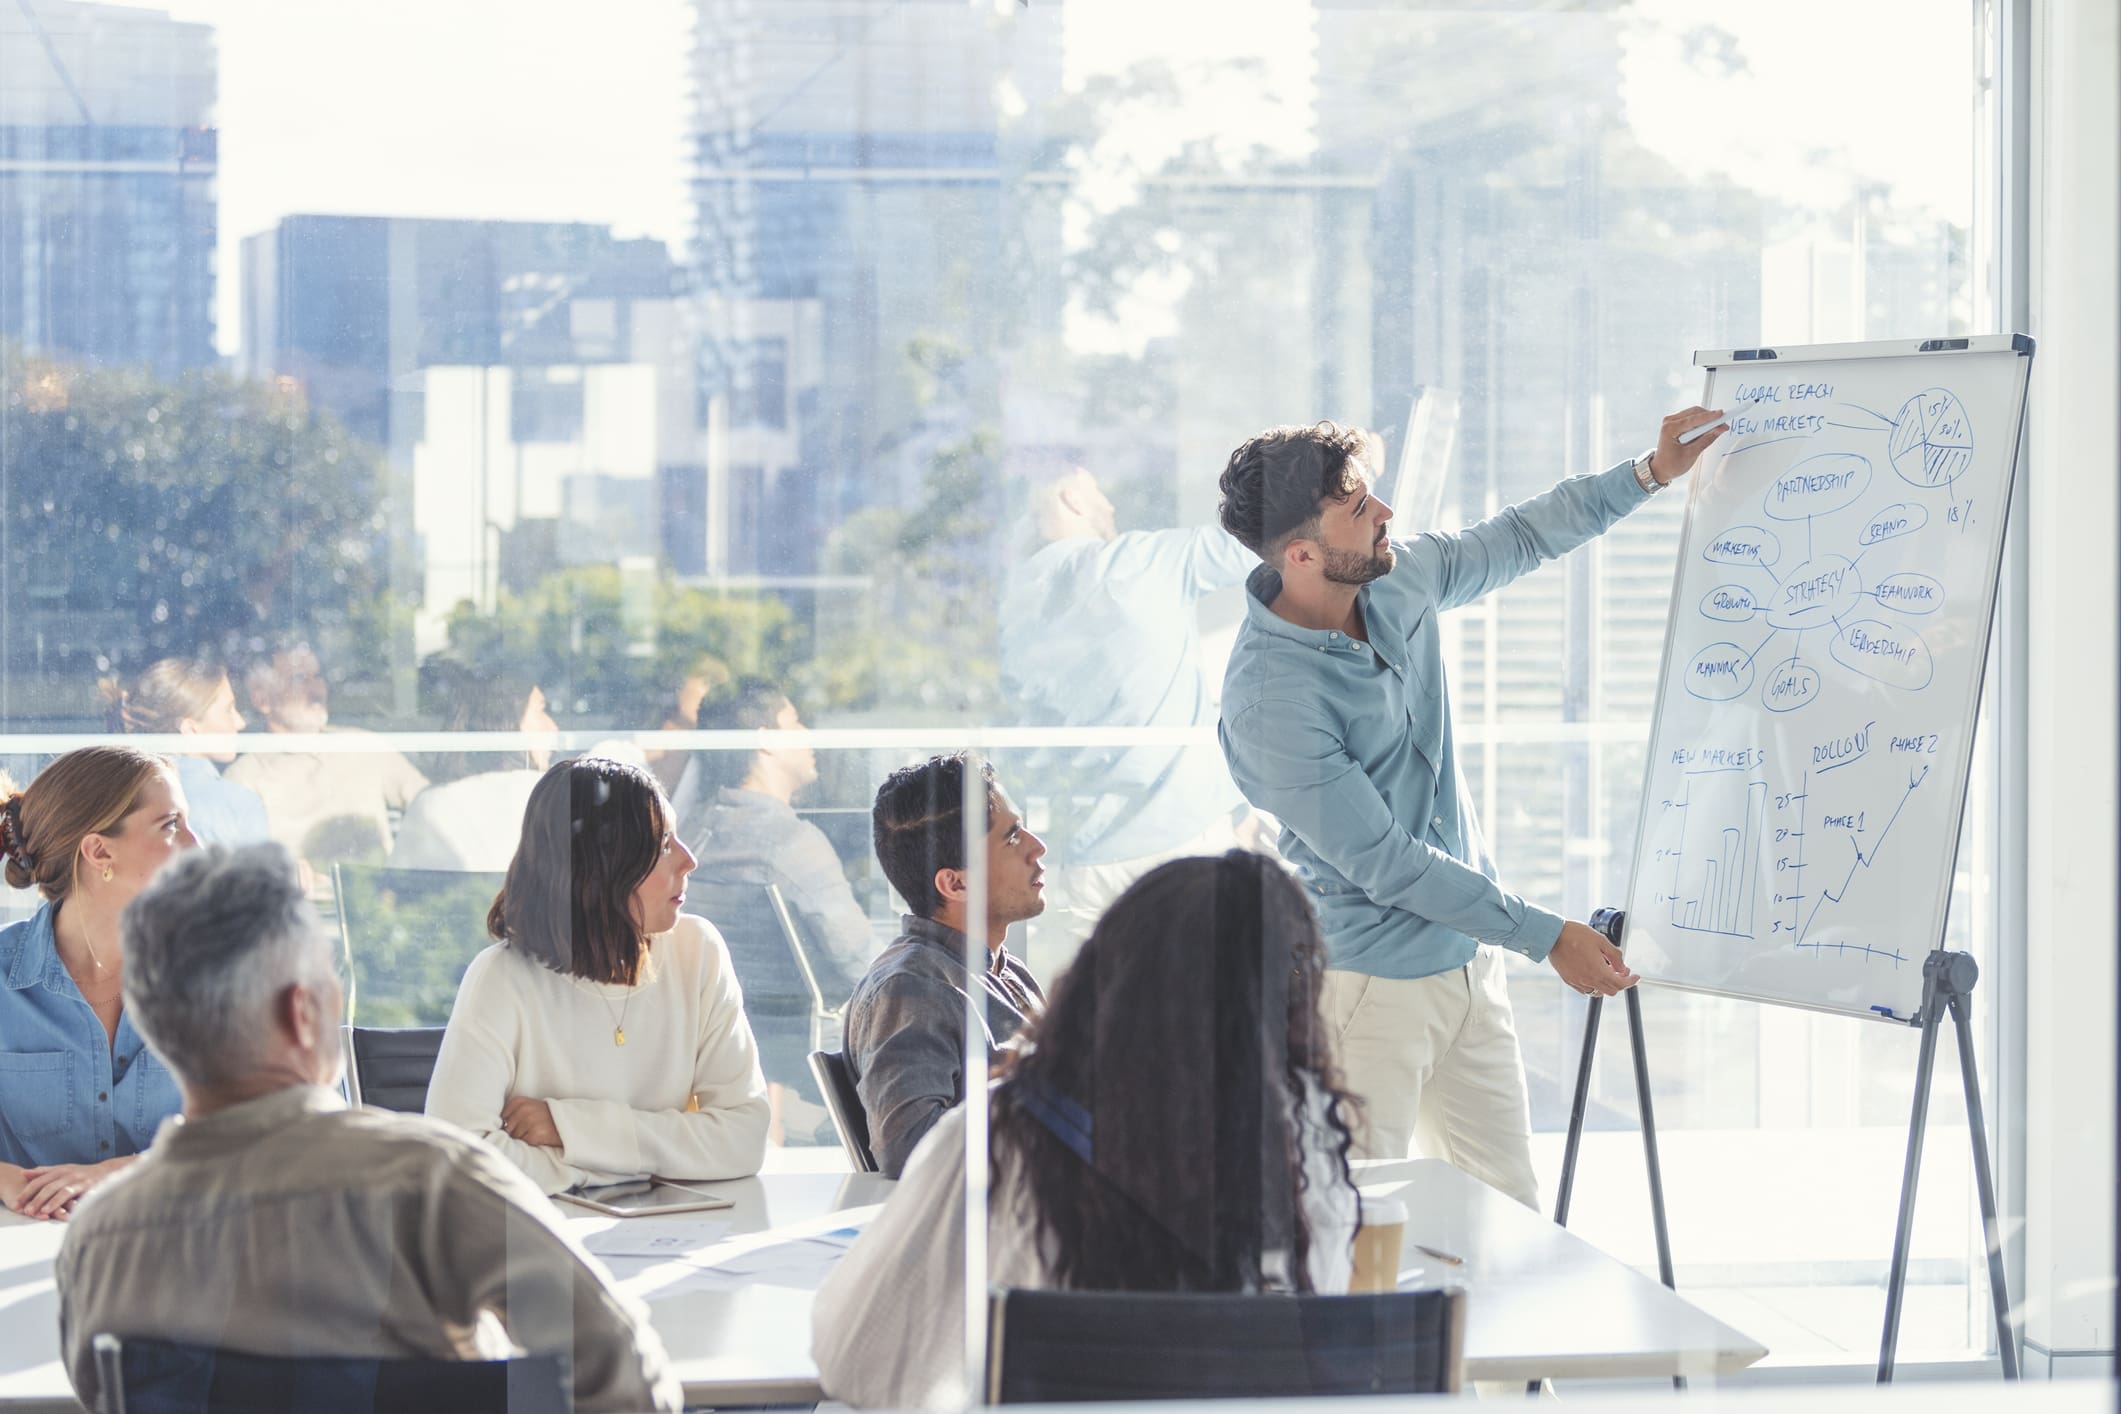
[0,1158,1760,1410]
[1355,1157,1765,1383]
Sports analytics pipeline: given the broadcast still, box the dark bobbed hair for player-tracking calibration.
[1216,420,1370,557]
[487,756,671,985]
[992,851,1358,1292]
[692,676,789,793]
[421,658,544,785]
[871,753,997,919]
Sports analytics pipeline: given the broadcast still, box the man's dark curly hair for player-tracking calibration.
[1216,421,1372,557]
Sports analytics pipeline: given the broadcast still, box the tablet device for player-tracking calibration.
[554,1179,735,1218]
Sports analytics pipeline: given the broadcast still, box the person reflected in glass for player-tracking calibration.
[814,850,1360,1409]
[425,756,769,1195]
[654,652,733,811]
[682,679,875,1145]
[226,643,428,870]
[55,842,683,1414]
[999,459,1265,976]
[842,754,1047,1178]
[0,747,196,1219]
[101,657,267,846]
[388,663,559,873]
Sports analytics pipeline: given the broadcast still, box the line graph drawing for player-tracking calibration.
[1796,763,1930,949]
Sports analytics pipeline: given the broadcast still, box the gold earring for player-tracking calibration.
[101,866,114,883]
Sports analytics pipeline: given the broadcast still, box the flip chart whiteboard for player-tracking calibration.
[1621,336,2033,1022]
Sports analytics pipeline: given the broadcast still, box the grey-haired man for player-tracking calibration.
[55,842,682,1414]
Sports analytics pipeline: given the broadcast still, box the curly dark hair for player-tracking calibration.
[871,753,998,919]
[992,850,1359,1293]
[1216,420,1371,556]
[487,756,671,985]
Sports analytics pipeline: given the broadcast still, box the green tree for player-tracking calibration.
[440,565,807,719]
[0,350,388,713]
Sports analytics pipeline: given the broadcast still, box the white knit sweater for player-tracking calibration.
[425,914,771,1194]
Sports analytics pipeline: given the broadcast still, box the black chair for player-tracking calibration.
[808,1048,878,1173]
[330,865,506,1029]
[688,879,850,1102]
[91,1333,570,1414]
[345,1026,447,1114]
[985,1287,1466,1402]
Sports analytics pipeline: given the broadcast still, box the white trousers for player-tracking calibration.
[1320,945,1541,1210]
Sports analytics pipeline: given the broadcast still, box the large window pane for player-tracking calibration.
[1,0,1997,1376]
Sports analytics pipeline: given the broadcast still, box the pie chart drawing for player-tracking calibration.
[1887,387,1974,488]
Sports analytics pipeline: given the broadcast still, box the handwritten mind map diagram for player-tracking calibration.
[1624,343,2031,1021]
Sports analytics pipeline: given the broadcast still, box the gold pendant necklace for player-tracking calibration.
[595,987,632,1047]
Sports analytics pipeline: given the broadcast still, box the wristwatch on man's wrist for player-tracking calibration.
[1633,448,1664,495]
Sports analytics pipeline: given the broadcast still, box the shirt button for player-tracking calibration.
[1433,816,1444,827]
[98,1092,108,1102]
[99,1141,110,1152]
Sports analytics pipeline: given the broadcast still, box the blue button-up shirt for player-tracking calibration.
[999,525,1254,865]
[174,755,270,848]
[1219,460,1649,979]
[0,902,183,1167]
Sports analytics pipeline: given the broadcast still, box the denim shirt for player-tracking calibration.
[998,526,1254,865]
[1218,459,1649,980]
[0,902,182,1167]
[174,755,271,848]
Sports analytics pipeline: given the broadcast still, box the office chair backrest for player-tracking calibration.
[986,1286,1465,1402]
[808,1048,878,1173]
[331,865,506,1028]
[347,1027,448,1114]
[92,1333,570,1414]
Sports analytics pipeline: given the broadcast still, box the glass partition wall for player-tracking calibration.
[0,0,2013,1391]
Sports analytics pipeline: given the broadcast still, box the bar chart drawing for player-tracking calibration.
[1668,778,1768,939]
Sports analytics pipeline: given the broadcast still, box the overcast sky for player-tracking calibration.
[100,0,1970,360]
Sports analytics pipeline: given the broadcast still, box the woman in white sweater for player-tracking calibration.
[426,756,770,1194]
[813,850,1360,1409]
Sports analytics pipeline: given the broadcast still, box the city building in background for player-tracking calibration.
[240,215,705,673]
[0,0,217,376]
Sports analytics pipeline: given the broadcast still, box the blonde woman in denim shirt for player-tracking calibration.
[0,746,196,1219]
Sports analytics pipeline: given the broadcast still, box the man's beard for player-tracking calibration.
[1322,542,1393,585]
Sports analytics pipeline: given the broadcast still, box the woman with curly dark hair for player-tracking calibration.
[813,849,1360,1409]
[424,756,770,1194]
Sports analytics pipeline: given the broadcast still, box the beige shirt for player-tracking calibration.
[56,1085,682,1414]
[225,728,428,863]
[425,915,771,1194]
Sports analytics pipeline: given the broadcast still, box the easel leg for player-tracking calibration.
[1879,952,2013,1382]
[1878,962,1945,1384]
[1533,991,1604,1397]
[1627,985,1685,1392]
[1948,989,2020,1378]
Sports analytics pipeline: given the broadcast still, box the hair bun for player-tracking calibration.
[0,793,32,871]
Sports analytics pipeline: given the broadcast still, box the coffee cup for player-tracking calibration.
[1350,1193,1408,1292]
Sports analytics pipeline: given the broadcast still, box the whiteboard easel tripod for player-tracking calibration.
[1549,334,2034,1388]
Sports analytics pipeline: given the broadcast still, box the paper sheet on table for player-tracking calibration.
[574,1215,733,1259]
[698,1226,860,1286]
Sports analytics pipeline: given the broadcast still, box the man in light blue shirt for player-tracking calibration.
[1217,409,1724,1205]
[999,466,1258,973]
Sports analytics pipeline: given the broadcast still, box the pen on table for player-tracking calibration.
[1411,1242,1463,1267]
